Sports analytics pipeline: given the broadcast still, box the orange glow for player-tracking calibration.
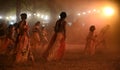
[103,7,114,16]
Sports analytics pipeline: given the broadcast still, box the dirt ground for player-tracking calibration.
[0,44,120,70]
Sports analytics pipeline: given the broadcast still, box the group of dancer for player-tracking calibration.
[0,11,110,64]
[0,12,67,64]
[84,24,110,56]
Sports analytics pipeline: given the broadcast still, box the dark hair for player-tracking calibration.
[35,21,40,26]
[8,25,14,29]
[20,13,27,19]
[60,12,67,19]
[89,25,95,32]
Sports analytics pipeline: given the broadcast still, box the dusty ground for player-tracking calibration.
[0,44,120,70]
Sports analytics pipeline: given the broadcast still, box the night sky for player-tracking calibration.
[0,0,119,15]
[0,0,16,15]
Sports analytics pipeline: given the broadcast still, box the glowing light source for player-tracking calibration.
[34,13,36,16]
[103,7,114,16]
[88,11,91,13]
[0,16,3,19]
[10,21,14,25]
[28,14,32,17]
[41,15,44,18]
[58,16,60,18]
[82,12,86,15]
[44,15,49,20]
[10,16,16,20]
[93,9,96,12]
[77,13,81,16]
[37,13,40,17]
[6,17,9,20]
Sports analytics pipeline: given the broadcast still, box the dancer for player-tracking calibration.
[44,12,67,61]
[84,25,97,56]
[40,26,48,54]
[96,25,110,51]
[15,13,34,63]
[30,21,41,58]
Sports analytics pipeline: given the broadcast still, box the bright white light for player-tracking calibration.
[41,15,44,18]
[82,12,86,15]
[37,13,40,17]
[10,16,16,20]
[34,13,36,16]
[0,16,3,19]
[5,16,16,21]
[58,16,60,18]
[44,15,49,20]
[28,14,32,17]
[103,7,114,16]
[10,22,14,25]
[77,13,81,16]
[6,17,9,20]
